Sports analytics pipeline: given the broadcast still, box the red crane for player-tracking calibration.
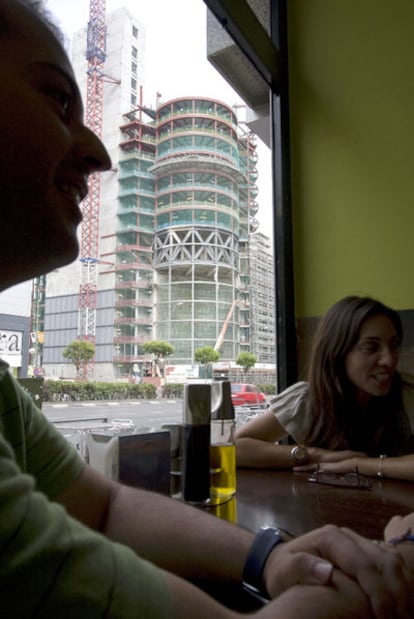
[78,0,107,377]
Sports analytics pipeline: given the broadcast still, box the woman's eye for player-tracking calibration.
[358,342,379,353]
[357,340,401,355]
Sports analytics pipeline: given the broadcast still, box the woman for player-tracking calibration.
[236,296,414,481]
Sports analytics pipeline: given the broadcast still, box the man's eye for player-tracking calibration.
[46,89,72,117]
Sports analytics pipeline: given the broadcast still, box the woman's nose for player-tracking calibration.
[379,346,398,367]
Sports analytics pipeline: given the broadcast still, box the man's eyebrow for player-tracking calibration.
[30,61,81,100]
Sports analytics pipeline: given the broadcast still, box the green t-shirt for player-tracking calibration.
[0,361,170,617]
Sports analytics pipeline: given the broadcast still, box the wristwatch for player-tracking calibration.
[291,444,309,465]
[242,526,286,599]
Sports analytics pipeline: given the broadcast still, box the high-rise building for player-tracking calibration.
[43,7,148,381]
[41,7,275,382]
[247,232,276,363]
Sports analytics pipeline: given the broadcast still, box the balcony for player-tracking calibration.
[113,354,147,363]
[114,316,152,325]
[113,335,150,344]
[115,298,153,308]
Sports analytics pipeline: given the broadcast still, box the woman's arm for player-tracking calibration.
[235,412,364,469]
[235,411,294,468]
[236,383,311,468]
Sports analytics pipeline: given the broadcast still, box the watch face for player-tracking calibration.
[292,446,308,463]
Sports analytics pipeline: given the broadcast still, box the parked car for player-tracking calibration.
[230,383,266,408]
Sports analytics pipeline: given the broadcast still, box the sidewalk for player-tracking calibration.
[44,398,179,409]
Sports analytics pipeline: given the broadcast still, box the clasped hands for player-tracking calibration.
[257,517,414,619]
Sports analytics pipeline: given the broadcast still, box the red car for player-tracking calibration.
[230,383,266,408]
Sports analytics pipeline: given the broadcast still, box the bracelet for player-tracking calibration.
[388,528,414,545]
[377,454,387,478]
[242,526,286,599]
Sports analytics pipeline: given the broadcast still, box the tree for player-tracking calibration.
[236,351,257,378]
[194,346,220,379]
[62,340,95,377]
[194,346,220,365]
[142,340,174,358]
[142,340,174,378]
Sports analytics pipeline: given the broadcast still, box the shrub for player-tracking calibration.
[256,383,277,396]
[43,380,157,402]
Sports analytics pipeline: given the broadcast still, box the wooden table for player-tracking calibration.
[209,469,414,540]
[195,469,414,611]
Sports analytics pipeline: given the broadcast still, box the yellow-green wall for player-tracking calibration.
[288,0,414,318]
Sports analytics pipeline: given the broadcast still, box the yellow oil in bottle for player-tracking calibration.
[210,443,236,497]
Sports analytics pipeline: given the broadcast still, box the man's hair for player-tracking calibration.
[0,0,64,44]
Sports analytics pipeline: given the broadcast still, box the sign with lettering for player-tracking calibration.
[0,330,23,367]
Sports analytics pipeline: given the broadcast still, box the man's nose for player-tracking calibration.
[76,125,112,173]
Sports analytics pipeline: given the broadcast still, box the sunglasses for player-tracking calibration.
[308,465,372,489]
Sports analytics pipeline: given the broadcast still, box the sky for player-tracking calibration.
[46,0,273,236]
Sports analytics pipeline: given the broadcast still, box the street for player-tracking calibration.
[42,398,262,431]
[43,399,184,431]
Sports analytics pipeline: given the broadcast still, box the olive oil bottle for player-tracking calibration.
[210,381,236,498]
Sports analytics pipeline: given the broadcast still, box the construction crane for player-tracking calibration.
[214,299,238,352]
[77,0,107,378]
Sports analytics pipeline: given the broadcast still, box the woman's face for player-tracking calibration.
[344,314,401,405]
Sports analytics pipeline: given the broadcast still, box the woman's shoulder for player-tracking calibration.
[400,372,414,424]
[268,382,310,440]
[400,371,414,387]
[268,381,309,413]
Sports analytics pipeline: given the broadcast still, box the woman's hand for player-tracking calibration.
[296,453,414,482]
[383,514,414,574]
[311,448,367,463]
[294,449,366,472]
[384,513,414,542]
[255,570,373,619]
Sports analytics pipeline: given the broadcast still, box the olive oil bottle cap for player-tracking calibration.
[211,381,234,421]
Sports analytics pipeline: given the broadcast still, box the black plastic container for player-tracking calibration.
[181,383,211,503]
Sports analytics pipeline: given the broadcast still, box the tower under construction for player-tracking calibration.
[41,7,275,382]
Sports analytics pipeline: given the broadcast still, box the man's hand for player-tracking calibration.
[263,524,413,619]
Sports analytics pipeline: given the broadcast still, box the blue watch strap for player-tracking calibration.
[243,526,285,598]
[388,529,414,545]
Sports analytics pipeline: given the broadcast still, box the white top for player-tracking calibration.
[269,374,414,444]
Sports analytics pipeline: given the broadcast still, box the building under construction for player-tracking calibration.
[41,6,275,382]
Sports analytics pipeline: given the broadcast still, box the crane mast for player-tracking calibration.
[214,300,238,352]
[78,0,107,377]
